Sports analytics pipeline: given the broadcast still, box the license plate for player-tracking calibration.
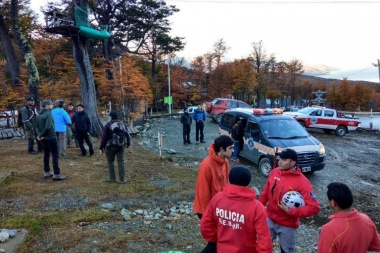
[302,166,311,172]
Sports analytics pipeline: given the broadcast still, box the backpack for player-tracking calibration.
[17,109,23,128]
[108,121,130,148]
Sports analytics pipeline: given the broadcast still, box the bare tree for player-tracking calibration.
[250,40,270,107]
[213,38,230,68]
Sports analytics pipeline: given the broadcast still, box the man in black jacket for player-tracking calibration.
[71,104,94,157]
[180,108,192,145]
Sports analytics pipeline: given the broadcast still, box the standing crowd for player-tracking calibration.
[19,97,131,183]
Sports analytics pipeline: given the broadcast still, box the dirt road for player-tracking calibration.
[141,116,380,229]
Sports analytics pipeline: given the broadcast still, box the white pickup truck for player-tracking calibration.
[284,107,361,136]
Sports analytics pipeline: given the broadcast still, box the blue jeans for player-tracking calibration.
[232,140,240,159]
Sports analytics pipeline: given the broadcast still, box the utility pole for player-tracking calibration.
[373,59,380,83]
[378,59,380,84]
[167,56,171,114]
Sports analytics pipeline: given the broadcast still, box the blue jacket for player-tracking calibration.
[51,107,72,133]
[192,108,206,121]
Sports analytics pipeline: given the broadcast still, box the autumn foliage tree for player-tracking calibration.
[98,54,152,122]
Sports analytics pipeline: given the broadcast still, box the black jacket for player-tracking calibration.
[180,112,192,126]
[72,111,91,132]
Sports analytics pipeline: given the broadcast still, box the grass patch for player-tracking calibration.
[0,137,205,252]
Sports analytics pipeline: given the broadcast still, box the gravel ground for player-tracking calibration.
[138,115,380,253]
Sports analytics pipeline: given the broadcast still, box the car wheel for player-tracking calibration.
[335,126,347,136]
[259,157,272,177]
[323,129,333,134]
[216,114,223,124]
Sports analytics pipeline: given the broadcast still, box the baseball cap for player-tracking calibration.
[279,148,298,163]
[41,99,53,107]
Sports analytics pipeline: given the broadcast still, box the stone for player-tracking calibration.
[0,232,9,243]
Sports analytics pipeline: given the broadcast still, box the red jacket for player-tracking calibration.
[201,184,273,253]
[318,209,380,253]
[259,167,320,228]
[193,143,230,214]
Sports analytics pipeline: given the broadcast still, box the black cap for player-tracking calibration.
[26,96,34,101]
[279,148,298,163]
[109,110,119,120]
[41,99,53,107]
[229,165,251,186]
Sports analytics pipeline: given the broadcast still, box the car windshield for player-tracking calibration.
[261,118,309,138]
[298,107,315,114]
[211,99,223,105]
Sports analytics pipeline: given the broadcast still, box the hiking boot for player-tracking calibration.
[200,140,206,143]
[28,150,38,154]
[105,179,116,183]
[187,141,192,144]
[44,171,54,178]
[52,174,65,181]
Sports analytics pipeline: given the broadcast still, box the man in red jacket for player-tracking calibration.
[259,148,320,253]
[318,182,380,253]
[201,165,273,253]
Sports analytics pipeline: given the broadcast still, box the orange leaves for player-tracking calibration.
[97,54,152,120]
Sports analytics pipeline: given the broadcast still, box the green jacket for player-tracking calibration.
[20,104,37,130]
[36,108,56,139]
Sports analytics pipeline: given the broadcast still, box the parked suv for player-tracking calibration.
[206,98,252,123]
[219,108,326,177]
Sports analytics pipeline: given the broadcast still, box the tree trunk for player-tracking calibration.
[0,14,21,87]
[10,0,39,104]
[72,35,103,136]
[102,37,114,80]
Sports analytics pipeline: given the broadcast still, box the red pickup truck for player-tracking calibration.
[284,107,361,136]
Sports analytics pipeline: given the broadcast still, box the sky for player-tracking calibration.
[30,0,380,81]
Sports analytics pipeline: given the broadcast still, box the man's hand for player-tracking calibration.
[99,150,104,154]
[36,136,45,141]
[278,201,289,214]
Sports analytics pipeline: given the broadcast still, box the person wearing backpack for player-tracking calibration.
[20,96,43,154]
[99,110,131,184]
